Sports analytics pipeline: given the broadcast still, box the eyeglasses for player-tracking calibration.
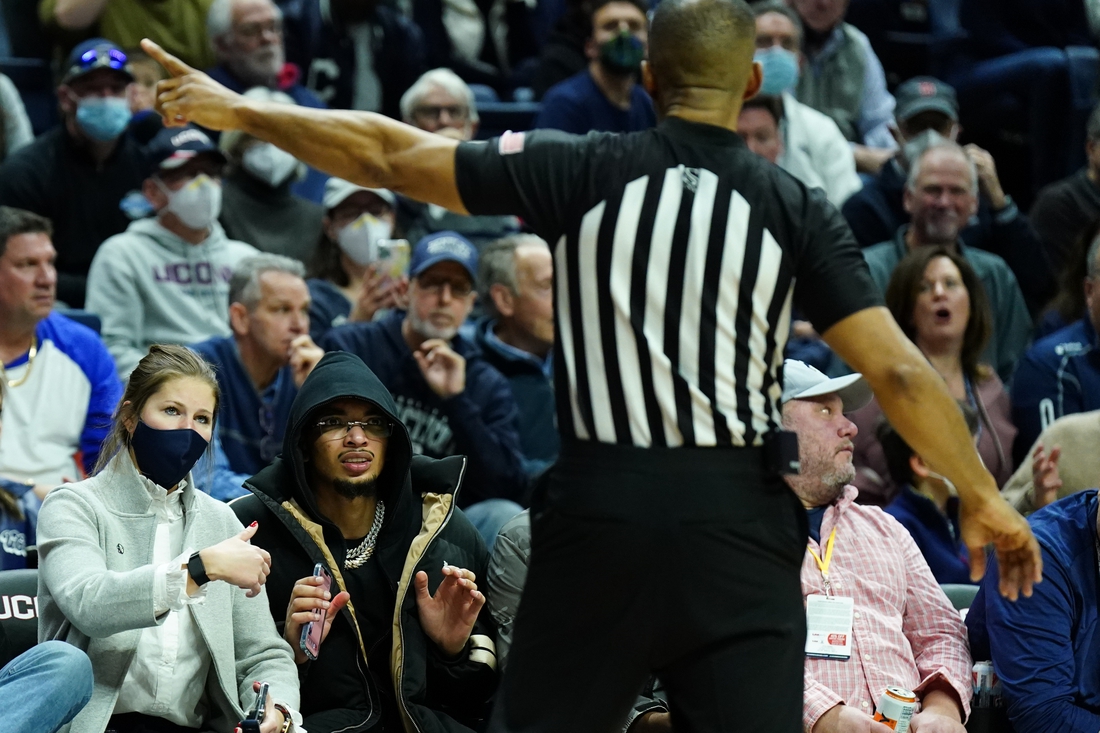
[75,46,128,73]
[236,20,283,40]
[315,416,394,440]
[413,105,469,123]
[416,277,473,298]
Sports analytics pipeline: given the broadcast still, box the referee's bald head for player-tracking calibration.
[644,0,760,114]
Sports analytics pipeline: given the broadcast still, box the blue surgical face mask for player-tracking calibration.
[130,420,209,489]
[75,96,132,141]
[754,46,800,96]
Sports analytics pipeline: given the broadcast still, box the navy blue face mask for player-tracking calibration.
[130,420,209,489]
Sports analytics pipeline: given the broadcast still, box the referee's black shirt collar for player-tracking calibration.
[657,116,746,147]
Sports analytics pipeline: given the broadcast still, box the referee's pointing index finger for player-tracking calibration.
[140,38,193,78]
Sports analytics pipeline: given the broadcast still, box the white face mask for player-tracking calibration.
[337,213,393,266]
[157,174,223,230]
[241,143,300,188]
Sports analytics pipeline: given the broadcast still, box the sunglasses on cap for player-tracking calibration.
[70,46,128,76]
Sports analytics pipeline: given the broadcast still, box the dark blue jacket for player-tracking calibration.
[840,157,1054,310]
[0,479,39,571]
[282,0,427,120]
[967,490,1100,733]
[959,0,1092,60]
[306,278,352,344]
[884,486,971,585]
[1010,317,1100,464]
[320,311,527,506]
[191,336,298,495]
[535,69,656,135]
[472,317,558,477]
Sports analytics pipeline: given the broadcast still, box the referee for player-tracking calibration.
[143,2,1040,729]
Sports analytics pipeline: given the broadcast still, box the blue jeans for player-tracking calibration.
[2,641,93,733]
[463,499,524,552]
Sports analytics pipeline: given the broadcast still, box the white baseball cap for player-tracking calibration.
[781,359,873,413]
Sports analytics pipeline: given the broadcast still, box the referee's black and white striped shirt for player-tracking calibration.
[455,117,881,449]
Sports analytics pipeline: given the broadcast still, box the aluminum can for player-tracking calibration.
[973,661,1003,708]
[872,686,917,732]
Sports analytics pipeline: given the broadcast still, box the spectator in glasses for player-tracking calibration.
[398,69,521,251]
[0,39,147,308]
[192,254,323,501]
[321,231,527,548]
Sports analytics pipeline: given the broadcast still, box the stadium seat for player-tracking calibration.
[57,308,102,334]
[940,583,979,612]
[0,568,39,669]
[475,101,541,140]
[0,57,58,136]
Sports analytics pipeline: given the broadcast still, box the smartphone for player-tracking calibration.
[299,563,332,661]
[239,682,269,733]
[375,239,410,283]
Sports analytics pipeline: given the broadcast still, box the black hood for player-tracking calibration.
[250,351,414,524]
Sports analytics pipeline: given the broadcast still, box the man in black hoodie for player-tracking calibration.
[232,351,498,733]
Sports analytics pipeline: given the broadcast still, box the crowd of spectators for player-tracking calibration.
[1,0,1100,731]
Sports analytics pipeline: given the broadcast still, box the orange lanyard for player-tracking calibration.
[808,526,837,596]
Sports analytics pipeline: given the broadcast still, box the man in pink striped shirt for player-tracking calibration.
[781,360,972,733]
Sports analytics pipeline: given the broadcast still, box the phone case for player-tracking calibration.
[300,564,332,661]
[239,682,269,733]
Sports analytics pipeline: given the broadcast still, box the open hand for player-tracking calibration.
[413,339,465,398]
[200,522,272,597]
[414,564,484,657]
[284,574,350,665]
[1030,442,1062,510]
[142,39,246,131]
[289,335,324,388]
[959,493,1042,600]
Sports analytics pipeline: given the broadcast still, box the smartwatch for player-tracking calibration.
[188,551,211,586]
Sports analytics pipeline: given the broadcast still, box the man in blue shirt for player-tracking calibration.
[1011,234,1100,464]
[192,253,323,500]
[535,0,656,135]
[967,489,1100,733]
[473,235,558,479]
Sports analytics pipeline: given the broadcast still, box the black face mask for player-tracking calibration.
[598,30,646,76]
[130,420,209,489]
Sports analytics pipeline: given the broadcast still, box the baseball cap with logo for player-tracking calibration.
[61,38,134,85]
[410,231,478,281]
[322,177,397,210]
[894,76,958,123]
[780,359,873,413]
[145,124,228,172]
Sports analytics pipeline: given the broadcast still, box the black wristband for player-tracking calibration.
[188,551,211,586]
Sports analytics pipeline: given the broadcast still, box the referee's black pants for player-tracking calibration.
[487,442,807,733]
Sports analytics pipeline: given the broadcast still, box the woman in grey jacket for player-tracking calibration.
[36,345,301,733]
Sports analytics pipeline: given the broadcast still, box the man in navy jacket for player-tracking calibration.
[967,489,1100,732]
[321,231,526,544]
[1011,235,1100,463]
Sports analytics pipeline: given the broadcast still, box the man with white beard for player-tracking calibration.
[321,231,527,545]
[862,139,1032,382]
[206,0,326,109]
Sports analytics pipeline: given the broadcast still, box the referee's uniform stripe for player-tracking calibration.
[746,229,784,439]
[715,190,750,445]
[611,176,652,446]
[678,168,719,446]
[644,168,686,447]
[578,202,610,441]
[554,233,588,441]
[628,175,667,448]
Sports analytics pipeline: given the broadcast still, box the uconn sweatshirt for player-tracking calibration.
[86,217,258,380]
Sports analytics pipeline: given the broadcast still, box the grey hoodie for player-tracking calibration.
[86,217,258,379]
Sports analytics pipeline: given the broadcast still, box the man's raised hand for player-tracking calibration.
[414,564,484,657]
[959,493,1042,601]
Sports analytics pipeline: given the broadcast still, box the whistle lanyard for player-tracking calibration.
[808,526,838,597]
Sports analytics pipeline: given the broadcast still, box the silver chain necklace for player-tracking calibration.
[345,500,385,569]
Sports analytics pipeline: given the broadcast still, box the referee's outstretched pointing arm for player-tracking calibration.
[140,38,1041,600]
